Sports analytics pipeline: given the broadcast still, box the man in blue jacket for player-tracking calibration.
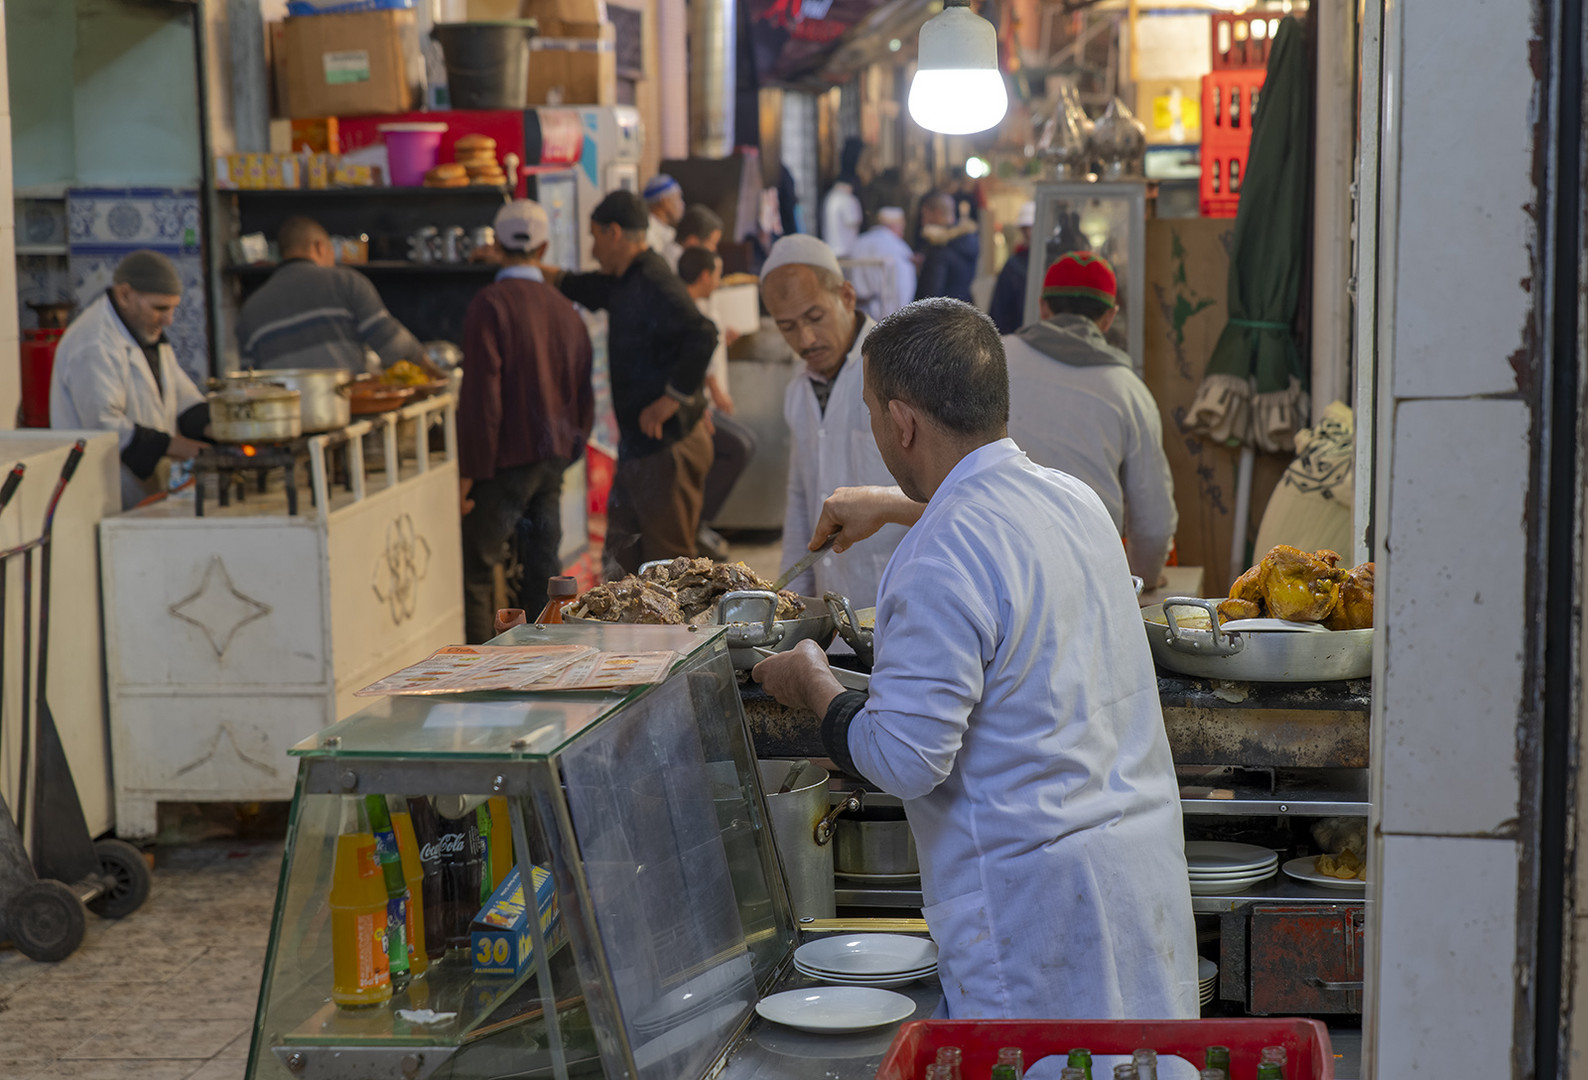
[914,192,979,304]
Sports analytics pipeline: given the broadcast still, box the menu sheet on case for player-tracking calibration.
[356,645,682,696]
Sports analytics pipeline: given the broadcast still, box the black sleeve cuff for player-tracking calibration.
[122,425,171,479]
[177,402,211,441]
[820,690,869,780]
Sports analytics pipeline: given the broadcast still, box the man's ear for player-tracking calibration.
[888,398,917,448]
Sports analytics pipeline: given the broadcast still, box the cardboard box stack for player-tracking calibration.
[521,0,616,106]
[275,9,425,118]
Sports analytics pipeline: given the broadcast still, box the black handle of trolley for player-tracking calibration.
[0,440,86,561]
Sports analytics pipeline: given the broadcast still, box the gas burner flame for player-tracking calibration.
[241,444,257,457]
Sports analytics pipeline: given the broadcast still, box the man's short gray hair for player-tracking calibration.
[862,298,1009,438]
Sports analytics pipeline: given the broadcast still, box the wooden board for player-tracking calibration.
[1142,217,1290,597]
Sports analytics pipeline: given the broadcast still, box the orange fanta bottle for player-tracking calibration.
[330,798,392,1007]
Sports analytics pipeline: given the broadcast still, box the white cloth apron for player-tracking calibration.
[847,439,1199,1020]
[49,293,206,509]
[779,318,905,609]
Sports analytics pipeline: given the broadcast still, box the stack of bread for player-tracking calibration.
[423,163,469,188]
[453,134,505,187]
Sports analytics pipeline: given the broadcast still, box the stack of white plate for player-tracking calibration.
[631,954,754,1038]
[793,933,939,988]
[1198,957,1218,1007]
[1185,840,1278,895]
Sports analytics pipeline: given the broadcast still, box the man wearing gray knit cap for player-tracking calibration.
[50,249,211,509]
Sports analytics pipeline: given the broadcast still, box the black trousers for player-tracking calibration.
[702,410,757,524]
[461,458,567,643]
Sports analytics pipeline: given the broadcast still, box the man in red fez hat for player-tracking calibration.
[1003,251,1179,587]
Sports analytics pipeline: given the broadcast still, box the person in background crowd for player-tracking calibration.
[236,216,432,374]
[777,165,803,237]
[535,191,718,576]
[643,174,686,267]
[760,235,904,608]
[846,207,917,322]
[915,191,980,304]
[675,204,725,259]
[822,137,867,257]
[753,298,1198,1021]
[679,246,757,560]
[988,200,1035,334]
[1004,252,1177,587]
[50,250,210,510]
[457,200,594,642]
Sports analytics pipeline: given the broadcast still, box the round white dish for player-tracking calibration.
[795,961,935,988]
[754,986,917,1034]
[1282,855,1368,891]
[833,870,923,885]
[1188,870,1275,895]
[794,934,939,977]
[1185,840,1280,872]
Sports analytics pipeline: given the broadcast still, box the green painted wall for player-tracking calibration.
[8,0,201,191]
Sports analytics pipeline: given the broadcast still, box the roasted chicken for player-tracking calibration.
[1217,597,1263,623]
[1324,562,1375,630]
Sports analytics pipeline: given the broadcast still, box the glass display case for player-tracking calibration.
[1022,180,1148,372]
[245,622,796,1080]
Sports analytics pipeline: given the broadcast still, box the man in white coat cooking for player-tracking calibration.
[761,235,904,609]
[50,250,209,510]
[754,298,1198,1020]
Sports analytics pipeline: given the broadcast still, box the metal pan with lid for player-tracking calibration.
[1142,596,1373,682]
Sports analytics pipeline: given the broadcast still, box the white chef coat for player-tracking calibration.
[848,438,1199,1020]
[821,182,863,257]
[845,226,917,322]
[696,295,729,406]
[647,215,682,270]
[780,317,904,609]
[1003,323,1178,582]
[50,292,206,510]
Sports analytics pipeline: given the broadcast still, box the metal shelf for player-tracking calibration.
[1178,767,1370,817]
[219,185,510,198]
[1190,874,1365,914]
[223,260,499,276]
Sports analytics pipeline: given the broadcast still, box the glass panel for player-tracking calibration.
[292,624,729,761]
[1039,191,1137,355]
[557,658,773,1080]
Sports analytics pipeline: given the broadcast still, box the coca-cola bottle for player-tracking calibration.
[407,795,483,961]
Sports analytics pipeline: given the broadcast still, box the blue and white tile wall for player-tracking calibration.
[67,188,207,382]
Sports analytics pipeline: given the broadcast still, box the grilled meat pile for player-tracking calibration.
[571,558,806,625]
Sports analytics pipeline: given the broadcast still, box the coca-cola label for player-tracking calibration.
[421,831,469,864]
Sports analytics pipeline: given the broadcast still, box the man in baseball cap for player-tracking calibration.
[760,234,905,609]
[50,249,211,509]
[457,200,594,640]
[1002,250,1178,588]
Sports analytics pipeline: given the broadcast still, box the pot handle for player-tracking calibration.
[814,791,864,846]
[718,590,785,649]
[1162,597,1246,657]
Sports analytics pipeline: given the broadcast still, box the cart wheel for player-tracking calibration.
[85,838,152,919]
[8,880,86,962]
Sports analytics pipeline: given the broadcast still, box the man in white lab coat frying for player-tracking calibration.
[50,250,209,509]
[754,298,1199,1020]
[761,235,905,609]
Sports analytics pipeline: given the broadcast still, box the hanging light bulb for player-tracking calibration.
[908,0,1008,135]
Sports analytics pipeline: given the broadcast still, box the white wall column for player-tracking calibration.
[655,0,688,162]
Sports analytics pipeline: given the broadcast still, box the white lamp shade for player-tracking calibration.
[908,2,1008,135]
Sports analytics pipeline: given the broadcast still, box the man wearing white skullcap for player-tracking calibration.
[846,207,917,322]
[761,235,905,608]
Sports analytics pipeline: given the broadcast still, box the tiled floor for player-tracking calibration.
[0,840,283,1080]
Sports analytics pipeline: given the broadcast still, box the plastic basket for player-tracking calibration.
[1199,69,1263,218]
[1212,12,1280,70]
[874,1018,1333,1080]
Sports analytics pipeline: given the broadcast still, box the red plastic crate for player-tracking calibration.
[1199,69,1264,217]
[1212,12,1280,70]
[875,1018,1333,1080]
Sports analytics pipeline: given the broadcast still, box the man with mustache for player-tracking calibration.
[760,236,904,608]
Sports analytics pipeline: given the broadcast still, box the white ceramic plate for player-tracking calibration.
[1188,861,1279,877]
[755,986,917,1034]
[795,934,939,977]
[833,870,923,885]
[1185,840,1280,872]
[1198,957,1218,981]
[1188,870,1275,895]
[1282,855,1368,891]
[795,962,935,988]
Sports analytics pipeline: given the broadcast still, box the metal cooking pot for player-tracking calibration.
[717,590,836,670]
[755,761,836,920]
[834,804,918,876]
[1143,597,1374,682]
[225,368,352,432]
[208,383,301,443]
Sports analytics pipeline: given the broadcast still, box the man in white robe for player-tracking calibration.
[754,298,1198,1021]
[761,235,905,608]
[845,208,917,322]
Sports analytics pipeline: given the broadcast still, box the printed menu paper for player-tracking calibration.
[357,646,681,696]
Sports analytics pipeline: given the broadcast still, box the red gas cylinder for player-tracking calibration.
[20,327,64,428]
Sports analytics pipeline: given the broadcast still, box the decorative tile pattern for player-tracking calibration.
[67,188,208,381]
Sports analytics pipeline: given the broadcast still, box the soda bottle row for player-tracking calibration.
[330,793,516,1008]
[920,1043,1287,1080]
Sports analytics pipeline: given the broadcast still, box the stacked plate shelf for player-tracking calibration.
[793,933,939,988]
[1198,957,1218,1007]
[1185,840,1278,895]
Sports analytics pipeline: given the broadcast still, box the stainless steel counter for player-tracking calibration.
[718,969,942,1080]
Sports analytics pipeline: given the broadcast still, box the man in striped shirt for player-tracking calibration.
[235,216,430,373]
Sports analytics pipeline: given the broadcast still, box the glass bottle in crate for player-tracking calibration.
[328,797,391,1008]
[1257,1066,1284,1080]
[991,1066,1018,1080]
[1132,1048,1158,1080]
[996,1046,1024,1078]
[389,796,429,977]
[1204,1045,1231,1080]
[1112,1066,1137,1080]
[364,795,411,991]
[1059,1070,1086,1080]
[935,1046,962,1080]
[1066,1049,1093,1080]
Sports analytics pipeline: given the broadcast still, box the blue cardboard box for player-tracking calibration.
[470,865,562,978]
